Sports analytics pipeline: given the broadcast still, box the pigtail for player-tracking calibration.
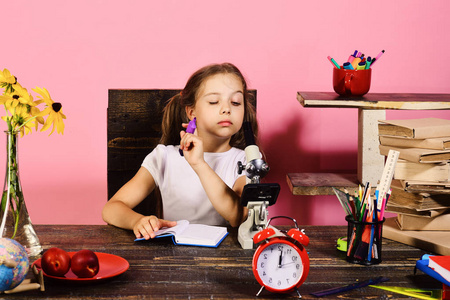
[160,93,189,145]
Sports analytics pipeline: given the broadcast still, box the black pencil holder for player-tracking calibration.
[345,215,385,265]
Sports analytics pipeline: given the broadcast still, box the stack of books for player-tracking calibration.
[377,118,450,255]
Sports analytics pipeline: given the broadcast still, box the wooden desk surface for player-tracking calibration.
[298,91,450,110]
[11,225,440,299]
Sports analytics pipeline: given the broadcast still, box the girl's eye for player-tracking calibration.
[209,101,219,105]
[232,101,242,106]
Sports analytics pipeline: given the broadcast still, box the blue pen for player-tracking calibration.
[367,197,378,261]
[179,118,197,156]
[343,62,354,70]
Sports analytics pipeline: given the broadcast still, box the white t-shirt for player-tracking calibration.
[141,145,246,226]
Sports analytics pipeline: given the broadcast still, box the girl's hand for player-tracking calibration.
[180,125,205,166]
[133,216,177,240]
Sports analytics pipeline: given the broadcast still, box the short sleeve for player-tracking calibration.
[141,145,168,187]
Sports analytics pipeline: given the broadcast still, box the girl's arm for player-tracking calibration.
[194,163,248,227]
[102,167,176,239]
[180,132,248,227]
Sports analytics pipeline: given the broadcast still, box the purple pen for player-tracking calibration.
[179,118,196,156]
[186,117,197,134]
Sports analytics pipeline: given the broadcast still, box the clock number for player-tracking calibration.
[296,264,300,269]
[286,249,292,255]
[277,280,282,286]
[269,277,272,283]
[263,253,268,259]
[292,255,298,262]
[260,262,265,268]
[293,272,297,278]
[278,245,284,251]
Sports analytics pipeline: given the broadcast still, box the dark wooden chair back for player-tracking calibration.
[107,89,256,217]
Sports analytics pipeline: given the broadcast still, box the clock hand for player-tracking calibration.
[278,251,283,268]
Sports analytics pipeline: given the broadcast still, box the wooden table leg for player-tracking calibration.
[357,108,386,186]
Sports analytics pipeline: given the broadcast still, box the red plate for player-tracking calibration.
[33,252,129,281]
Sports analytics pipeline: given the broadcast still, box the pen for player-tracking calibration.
[343,62,354,70]
[327,56,341,69]
[371,50,385,66]
[357,61,366,70]
[365,57,372,69]
[348,50,357,63]
[179,117,197,156]
[351,57,361,69]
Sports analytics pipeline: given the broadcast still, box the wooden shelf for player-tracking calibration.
[294,92,450,188]
[297,92,450,110]
[287,173,359,195]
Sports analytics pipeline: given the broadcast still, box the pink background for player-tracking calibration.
[1,1,449,226]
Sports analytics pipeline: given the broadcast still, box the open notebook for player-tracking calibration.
[135,220,228,247]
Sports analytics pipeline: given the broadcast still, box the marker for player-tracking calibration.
[327,56,341,69]
[179,117,197,156]
[365,57,372,69]
[371,50,385,66]
[351,57,361,69]
[347,50,357,63]
[356,62,366,70]
[343,62,354,70]
[356,51,362,58]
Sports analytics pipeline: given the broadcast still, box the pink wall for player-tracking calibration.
[1,1,449,225]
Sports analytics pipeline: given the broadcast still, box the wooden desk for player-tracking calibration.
[289,92,450,194]
[9,225,441,299]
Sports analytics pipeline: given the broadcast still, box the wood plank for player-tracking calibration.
[287,173,359,195]
[297,91,450,110]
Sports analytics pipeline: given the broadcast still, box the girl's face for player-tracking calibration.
[187,73,245,144]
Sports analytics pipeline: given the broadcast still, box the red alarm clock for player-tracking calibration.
[252,216,310,298]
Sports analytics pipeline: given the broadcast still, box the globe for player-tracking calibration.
[0,238,29,291]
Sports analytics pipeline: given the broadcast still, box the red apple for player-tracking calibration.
[71,249,100,278]
[41,247,71,277]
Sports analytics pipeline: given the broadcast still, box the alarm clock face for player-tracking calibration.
[253,239,309,293]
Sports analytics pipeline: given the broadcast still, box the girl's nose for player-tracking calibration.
[220,103,231,114]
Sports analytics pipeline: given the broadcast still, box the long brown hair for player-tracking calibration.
[160,63,258,150]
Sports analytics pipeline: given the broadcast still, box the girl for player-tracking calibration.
[102,63,259,240]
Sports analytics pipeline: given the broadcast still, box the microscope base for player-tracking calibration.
[238,202,268,249]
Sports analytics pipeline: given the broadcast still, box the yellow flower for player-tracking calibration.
[0,69,16,84]
[33,87,66,135]
[1,85,34,115]
[2,110,35,136]
[0,69,17,94]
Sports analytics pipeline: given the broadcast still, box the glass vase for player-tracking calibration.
[0,131,42,257]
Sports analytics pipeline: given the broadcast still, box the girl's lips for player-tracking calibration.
[218,120,232,126]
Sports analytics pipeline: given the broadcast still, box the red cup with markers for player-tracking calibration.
[328,49,384,97]
[333,68,372,97]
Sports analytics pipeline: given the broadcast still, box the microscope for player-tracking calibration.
[237,122,280,249]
